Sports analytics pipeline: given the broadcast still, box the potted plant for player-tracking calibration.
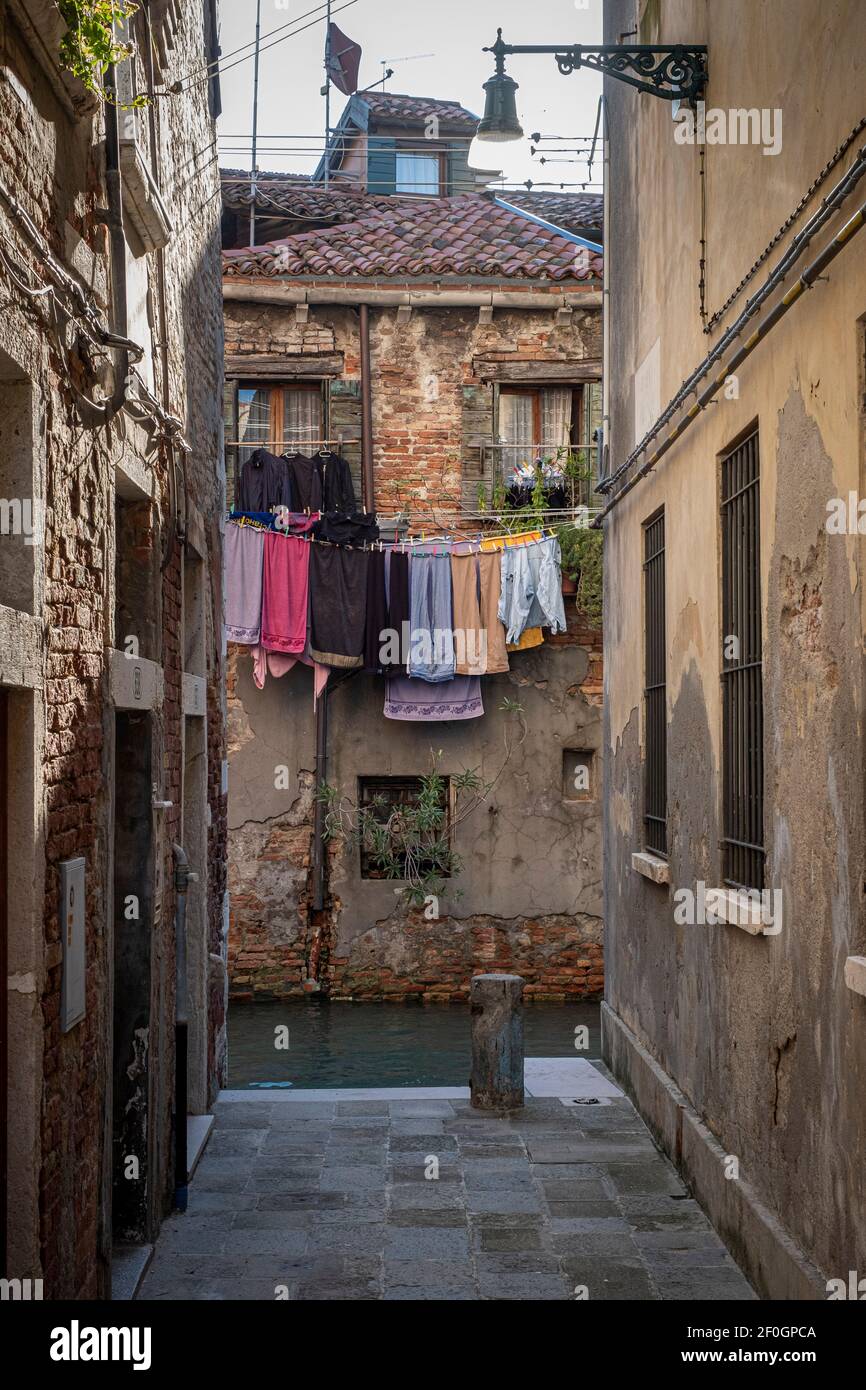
[557,522,603,622]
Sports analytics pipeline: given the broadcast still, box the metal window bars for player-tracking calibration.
[720,429,764,892]
[643,509,667,858]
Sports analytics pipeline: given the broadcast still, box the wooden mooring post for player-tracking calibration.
[470,973,524,1109]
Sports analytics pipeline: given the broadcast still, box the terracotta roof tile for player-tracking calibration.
[223,194,603,283]
[362,91,479,129]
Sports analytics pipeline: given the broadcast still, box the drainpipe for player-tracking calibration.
[95,67,130,421]
[311,690,329,913]
[359,303,375,511]
[142,25,184,569]
[172,845,198,1210]
[308,671,358,987]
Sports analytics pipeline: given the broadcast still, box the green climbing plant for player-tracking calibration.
[557,522,603,625]
[317,699,526,910]
[57,0,147,106]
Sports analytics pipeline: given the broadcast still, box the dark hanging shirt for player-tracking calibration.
[236,449,294,513]
[285,452,323,513]
[286,451,357,515]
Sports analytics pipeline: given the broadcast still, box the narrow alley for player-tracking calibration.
[1,0,864,1362]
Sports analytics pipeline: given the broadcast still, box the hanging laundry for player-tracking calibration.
[285,451,357,514]
[477,551,510,673]
[236,448,294,513]
[408,553,455,682]
[450,552,485,676]
[284,451,323,512]
[229,509,281,530]
[481,531,544,651]
[318,450,357,513]
[499,536,567,645]
[309,544,368,668]
[274,510,319,534]
[384,674,483,721]
[250,644,329,705]
[363,548,388,673]
[260,531,309,654]
[313,511,378,544]
[225,522,264,645]
[383,549,410,678]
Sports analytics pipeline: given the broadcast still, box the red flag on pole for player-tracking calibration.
[326,22,362,96]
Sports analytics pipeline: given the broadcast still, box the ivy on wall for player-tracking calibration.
[57,0,147,105]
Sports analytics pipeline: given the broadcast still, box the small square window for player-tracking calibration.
[358,776,451,879]
[563,750,594,802]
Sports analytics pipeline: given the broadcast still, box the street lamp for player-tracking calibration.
[469,27,708,162]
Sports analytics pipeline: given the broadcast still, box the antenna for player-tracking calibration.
[323,0,332,189]
[250,0,262,245]
[379,53,435,85]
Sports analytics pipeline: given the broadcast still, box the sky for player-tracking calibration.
[215,0,604,190]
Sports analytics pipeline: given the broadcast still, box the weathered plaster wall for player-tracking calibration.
[603,0,866,1281]
[224,289,604,1001]
[228,608,603,1002]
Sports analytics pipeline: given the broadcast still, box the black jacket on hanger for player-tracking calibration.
[236,449,294,512]
[318,451,357,514]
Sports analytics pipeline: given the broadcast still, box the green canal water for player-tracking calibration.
[227,999,601,1090]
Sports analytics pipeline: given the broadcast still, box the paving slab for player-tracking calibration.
[138,1079,755,1303]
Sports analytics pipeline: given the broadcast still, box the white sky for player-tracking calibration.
[215,0,603,189]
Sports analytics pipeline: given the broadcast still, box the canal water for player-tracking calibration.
[227,999,601,1089]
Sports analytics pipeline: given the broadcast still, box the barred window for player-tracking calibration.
[643,509,666,857]
[721,429,764,890]
[357,776,451,880]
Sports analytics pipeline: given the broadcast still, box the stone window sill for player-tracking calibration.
[708,888,769,935]
[844,955,866,998]
[632,851,670,885]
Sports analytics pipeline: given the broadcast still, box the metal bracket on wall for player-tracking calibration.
[484,31,708,106]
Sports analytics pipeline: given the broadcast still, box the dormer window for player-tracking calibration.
[395,151,443,196]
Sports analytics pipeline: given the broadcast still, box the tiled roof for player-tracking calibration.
[362,92,479,129]
[502,191,603,237]
[221,177,374,216]
[220,172,603,243]
[222,193,602,283]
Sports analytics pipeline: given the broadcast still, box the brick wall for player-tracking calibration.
[0,1,225,1296]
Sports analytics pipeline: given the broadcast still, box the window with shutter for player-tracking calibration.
[366,137,397,194]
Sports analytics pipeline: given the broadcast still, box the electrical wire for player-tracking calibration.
[172,0,347,85]
[174,0,360,94]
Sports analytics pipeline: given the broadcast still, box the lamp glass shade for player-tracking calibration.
[475,71,523,143]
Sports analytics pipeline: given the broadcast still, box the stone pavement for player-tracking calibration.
[138,1073,756,1301]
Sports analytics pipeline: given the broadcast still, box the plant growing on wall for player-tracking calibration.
[557,522,603,625]
[57,0,147,105]
[317,698,526,910]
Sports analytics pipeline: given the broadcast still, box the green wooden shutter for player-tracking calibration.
[327,379,364,502]
[446,142,472,195]
[223,379,238,510]
[367,137,396,195]
[461,383,496,511]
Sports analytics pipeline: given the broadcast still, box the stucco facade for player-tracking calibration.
[223,223,605,1002]
[601,0,866,1296]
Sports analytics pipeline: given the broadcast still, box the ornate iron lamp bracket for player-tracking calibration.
[485,31,708,106]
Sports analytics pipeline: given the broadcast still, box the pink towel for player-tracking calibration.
[260,532,309,655]
[251,645,329,708]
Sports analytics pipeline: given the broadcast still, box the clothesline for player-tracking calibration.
[226,513,557,553]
